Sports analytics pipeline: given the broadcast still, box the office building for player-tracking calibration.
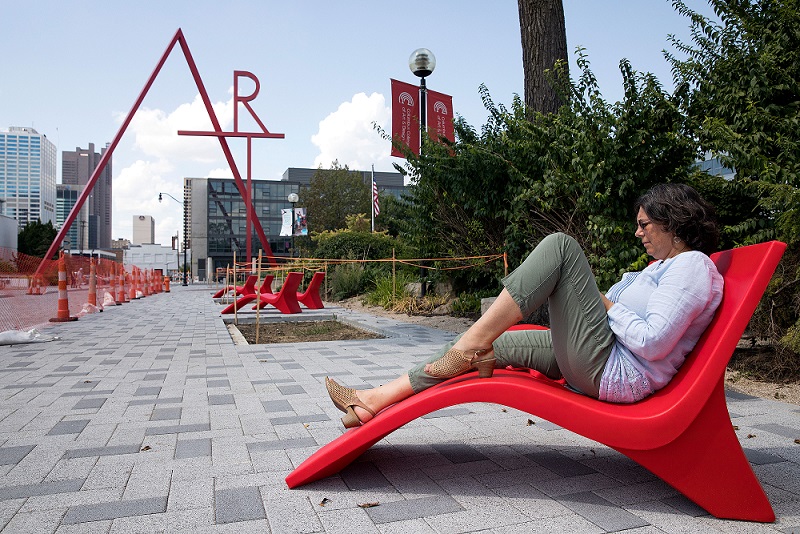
[132,215,155,245]
[187,167,406,281]
[56,184,82,251]
[0,126,57,228]
[62,143,112,249]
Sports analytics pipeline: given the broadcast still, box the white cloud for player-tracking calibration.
[126,93,233,163]
[111,93,241,243]
[311,92,393,171]
[206,167,234,178]
[113,159,184,243]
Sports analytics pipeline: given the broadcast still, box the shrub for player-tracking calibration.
[451,289,499,317]
[328,263,367,301]
[365,272,416,309]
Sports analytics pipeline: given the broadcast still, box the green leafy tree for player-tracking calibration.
[373,193,413,238]
[18,220,58,258]
[667,0,800,372]
[299,161,371,233]
[667,0,800,244]
[401,51,699,290]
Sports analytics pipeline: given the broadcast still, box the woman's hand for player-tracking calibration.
[600,291,614,312]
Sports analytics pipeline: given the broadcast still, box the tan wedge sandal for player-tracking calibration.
[426,347,495,379]
[325,377,377,429]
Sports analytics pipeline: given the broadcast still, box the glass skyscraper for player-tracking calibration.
[56,184,80,251]
[0,126,57,228]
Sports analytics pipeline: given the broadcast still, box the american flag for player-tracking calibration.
[372,180,380,216]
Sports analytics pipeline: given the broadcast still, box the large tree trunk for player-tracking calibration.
[518,0,568,114]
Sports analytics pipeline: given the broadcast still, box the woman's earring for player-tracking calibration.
[673,236,681,244]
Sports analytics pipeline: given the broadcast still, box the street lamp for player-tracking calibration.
[287,193,298,257]
[159,192,188,286]
[172,231,179,281]
[409,48,436,138]
[409,48,436,297]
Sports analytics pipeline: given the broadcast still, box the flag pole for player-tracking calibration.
[371,165,375,233]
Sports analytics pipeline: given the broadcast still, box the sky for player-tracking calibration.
[1,1,716,245]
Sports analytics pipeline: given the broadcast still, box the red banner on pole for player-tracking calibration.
[390,78,420,157]
[426,89,454,145]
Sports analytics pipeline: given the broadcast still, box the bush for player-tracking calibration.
[451,289,498,317]
[313,230,406,264]
[365,272,416,309]
[390,294,449,315]
[328,263,367,301]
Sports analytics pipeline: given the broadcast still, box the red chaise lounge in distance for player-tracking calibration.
[285,241,786,523]
[254,271,303,314]
[297,271,325,309]
[212,273,257,299]
[219,274,274,314]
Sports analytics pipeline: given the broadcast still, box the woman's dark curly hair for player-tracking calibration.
[635,183,720,255]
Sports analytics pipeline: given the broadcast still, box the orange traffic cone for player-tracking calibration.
[108,265,118,305]
[115,264,125,304]
[50,253,77,322]
[88,261,97,307]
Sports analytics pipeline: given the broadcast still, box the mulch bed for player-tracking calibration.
[234,320,384,344]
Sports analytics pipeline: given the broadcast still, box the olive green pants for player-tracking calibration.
[408,233,614,398]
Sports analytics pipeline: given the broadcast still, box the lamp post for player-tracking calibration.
[159,192,188,286]
[287,193,298,257]
[409,48,436,139]
[173,232,179,281]
[409,49,435,297]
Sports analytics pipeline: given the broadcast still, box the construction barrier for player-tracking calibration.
[49,253,77,323]
[0,247,177,332]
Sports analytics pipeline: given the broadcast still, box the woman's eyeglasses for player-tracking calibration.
[636,220,652,231]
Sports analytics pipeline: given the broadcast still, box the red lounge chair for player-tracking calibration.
[297,272,326,309]
[285,241,786,523]
[219,275,274,314]
[254,272,303,314]
[212,274,258,299]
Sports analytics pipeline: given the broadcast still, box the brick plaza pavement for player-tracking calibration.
[0,284,798,533]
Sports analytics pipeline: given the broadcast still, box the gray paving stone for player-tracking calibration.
[364,495,463,524]
[3,382,56,389]
[0,478,84,500]
[47,419,90,436]
[432,443,490,464]
[151,407,182,421]
[127,396,183,406]
[214,486,266,524]
[277,384,305,395]
[269,413,330,426]
[246,438,317,452]
[525,450,598,477]
[175,438,211,459]
[134,386,162,396]
[62,444,142,459]
[422,407,473,419]
[754,423,800,440]
[61,495,168,524]
[558,490,650,531]
[72,397,106,410]
[208,394,235,406]
[340,462,393,491]
[0,445,35,466]
[745,448,787,465]
[144,423,210,436]
[262,399,293,412]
